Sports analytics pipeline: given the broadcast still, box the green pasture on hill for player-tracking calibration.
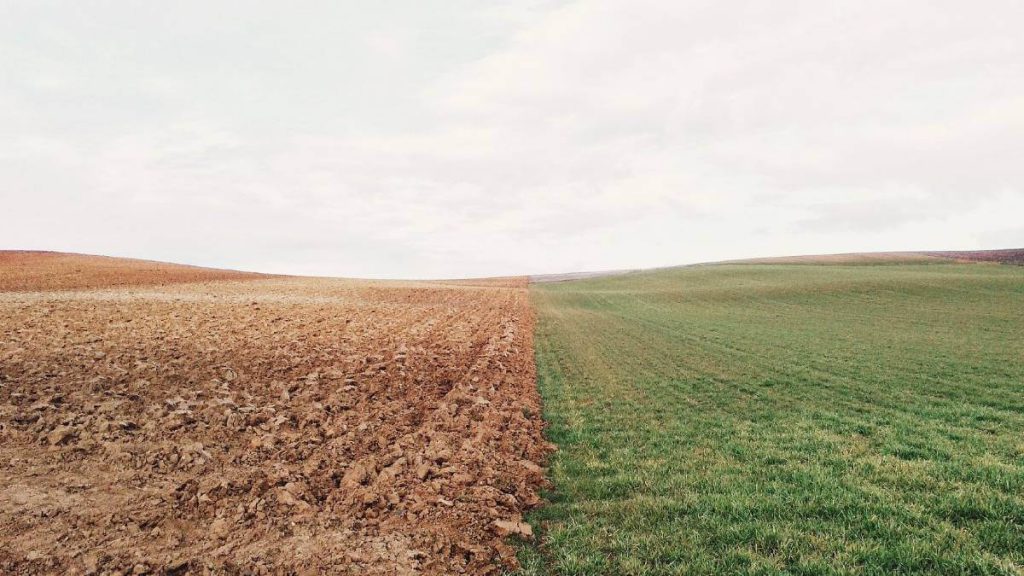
[519,263,1024,575]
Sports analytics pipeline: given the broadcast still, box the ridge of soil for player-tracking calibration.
[0,251,267,292]
[926,248,1024,264]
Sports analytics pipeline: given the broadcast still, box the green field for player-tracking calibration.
[519,263,1024,575]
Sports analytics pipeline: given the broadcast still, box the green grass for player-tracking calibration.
[519,263,1024,575]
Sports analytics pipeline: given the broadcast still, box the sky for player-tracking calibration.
[2,1,1023,278]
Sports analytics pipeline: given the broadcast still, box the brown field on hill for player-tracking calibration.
[928,248,1024,265]
[0,255,550,575]
[0,251,267,292]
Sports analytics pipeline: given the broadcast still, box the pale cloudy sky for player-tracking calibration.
[3,1,1023,278]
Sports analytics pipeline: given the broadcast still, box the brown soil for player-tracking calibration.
[926,249,1024,265]
[0,252,268,292]
[0,254,551,575]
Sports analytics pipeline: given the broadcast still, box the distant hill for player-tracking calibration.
[530,269,639,283]
[926,249,1024,264]
[529,249,1024,284]
[0,251,267,292]
[729,249,1024,265]
[5,248,1020,292]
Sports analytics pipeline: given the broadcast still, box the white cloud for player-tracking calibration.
[1,0,1022,278]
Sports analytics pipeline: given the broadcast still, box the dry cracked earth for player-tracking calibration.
[0,252,552,575]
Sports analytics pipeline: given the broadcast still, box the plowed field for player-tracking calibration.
[0,253,550,575]
[0,251,268,292]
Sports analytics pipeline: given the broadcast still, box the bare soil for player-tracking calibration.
[0,252,268,292]
[0,254,550,575]
[926,248,1024,265]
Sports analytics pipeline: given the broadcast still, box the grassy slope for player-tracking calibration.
[521,263,1024,575]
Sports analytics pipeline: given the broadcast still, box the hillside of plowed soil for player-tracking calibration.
[927,248,1024,264]
[0,251,268,292]
[0,257,550,575]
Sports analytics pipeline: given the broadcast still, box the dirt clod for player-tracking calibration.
[492,520,534,540]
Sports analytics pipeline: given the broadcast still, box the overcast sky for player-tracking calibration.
[3,1,1023,278]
